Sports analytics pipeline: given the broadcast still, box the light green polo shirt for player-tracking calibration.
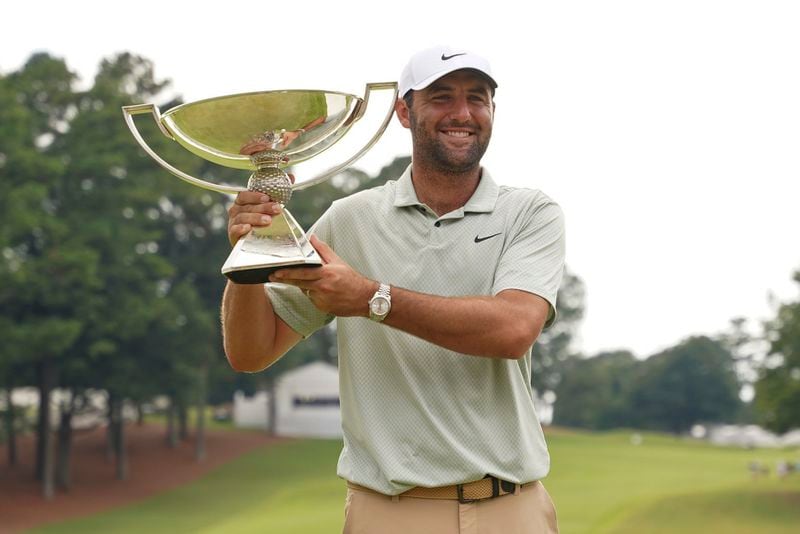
[266,165,565,495]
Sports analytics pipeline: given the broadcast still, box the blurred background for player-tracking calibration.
[1,1,799,532]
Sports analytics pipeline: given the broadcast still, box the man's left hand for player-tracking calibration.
[269,235,377,317]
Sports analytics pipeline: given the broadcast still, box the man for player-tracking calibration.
[222,46,564,533]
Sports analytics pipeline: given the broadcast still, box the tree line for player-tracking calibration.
[553,337,742,433]
[551,277,800,435]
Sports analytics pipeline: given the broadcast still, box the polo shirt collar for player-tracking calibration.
[392,164,499,213]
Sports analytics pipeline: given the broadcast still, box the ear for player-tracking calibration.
[395,97,411,129]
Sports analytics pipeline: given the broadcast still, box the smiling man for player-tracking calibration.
[222,46,565,533]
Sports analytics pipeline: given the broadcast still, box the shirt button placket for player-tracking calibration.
[429,218,446,249]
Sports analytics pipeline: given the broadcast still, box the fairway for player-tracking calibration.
[32,429,800,533]
[544,429,800,533]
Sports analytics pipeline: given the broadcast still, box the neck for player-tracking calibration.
[410,162,482,216]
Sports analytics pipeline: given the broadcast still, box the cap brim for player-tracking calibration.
[409,67,498,94]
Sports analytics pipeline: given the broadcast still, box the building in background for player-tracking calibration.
[233,362,341,438]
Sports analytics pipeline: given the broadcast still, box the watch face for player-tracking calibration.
[371,297,390,315]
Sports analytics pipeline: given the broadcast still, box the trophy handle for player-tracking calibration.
[122,103,245,195]
[292,81,398,191]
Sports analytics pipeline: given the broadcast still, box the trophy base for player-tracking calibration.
[223,261,322,284]
[221,211,322,284]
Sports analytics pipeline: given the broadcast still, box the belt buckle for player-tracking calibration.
[457,477,501,504]
[457,483,477,504]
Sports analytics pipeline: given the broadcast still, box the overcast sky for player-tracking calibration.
[4,0,799,358]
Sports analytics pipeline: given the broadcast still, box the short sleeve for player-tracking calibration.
[264,206,336,337]
[492,193,565,328]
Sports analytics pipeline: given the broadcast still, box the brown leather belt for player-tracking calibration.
[348,476,524,504]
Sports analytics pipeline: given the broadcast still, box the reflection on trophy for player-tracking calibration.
[122,83,398,283]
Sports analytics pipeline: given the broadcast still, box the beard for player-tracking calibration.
[408,112,491,174]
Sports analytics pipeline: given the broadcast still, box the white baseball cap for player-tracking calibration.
[399,46,498,98]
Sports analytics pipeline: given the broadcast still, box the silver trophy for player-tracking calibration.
[123,83,397,283]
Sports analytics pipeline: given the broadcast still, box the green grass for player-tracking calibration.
[543,429,800,532]
[33,439,344,534]
[609,485,800,534]
[32,429,800,533]
[143,407,238,432]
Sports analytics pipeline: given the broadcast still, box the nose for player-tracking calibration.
[448,95,471,123]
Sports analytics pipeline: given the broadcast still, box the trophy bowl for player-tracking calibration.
[123,82,398,284]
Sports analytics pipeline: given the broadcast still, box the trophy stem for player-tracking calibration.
[282,208,317,259]
[247,149,292,205]
[222,149,321,284]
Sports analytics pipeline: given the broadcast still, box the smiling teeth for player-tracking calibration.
[445,131,470,137]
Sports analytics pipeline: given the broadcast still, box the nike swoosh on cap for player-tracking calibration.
[441,53,467,61]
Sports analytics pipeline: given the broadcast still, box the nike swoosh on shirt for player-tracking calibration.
[441,53,467,61]
[474,233,502,243]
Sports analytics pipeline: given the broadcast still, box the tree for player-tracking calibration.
[50,52,188,483]
[755,270,800,433]
[0,51,224,494]
[532,269,586,396]
[0,53,85,498]
[554,337,743,433]
[553,350,638,429]
[628,336,742,434]
[74,54,228,468]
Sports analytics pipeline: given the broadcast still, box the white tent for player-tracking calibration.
[276,361,341,438]
[232,390,270,429]
[706,424,800,448]
[233,361,341,438]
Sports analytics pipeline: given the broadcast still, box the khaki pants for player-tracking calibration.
[343,481,558,534]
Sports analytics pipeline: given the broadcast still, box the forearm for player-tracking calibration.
[221,282,281,372]
[267,236,548,360]
[382,287,546,359]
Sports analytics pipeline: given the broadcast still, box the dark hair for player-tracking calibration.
[403,91,414,109]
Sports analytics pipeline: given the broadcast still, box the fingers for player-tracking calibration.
[239,141,269,156]
[228,223,252,245]
[229,192,282,223]
[232,202,282,217]
[228,192,282,246]
[228,211,274,246]
[234,212,275,227]
[270,267,323,282]
[226,178,294,247]
[234,191,271,206]
[310,235,340,264]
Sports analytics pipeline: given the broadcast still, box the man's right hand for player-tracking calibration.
[227,191,283,247]
[226,173,295,247]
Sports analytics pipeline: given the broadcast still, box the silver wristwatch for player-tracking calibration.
[368,283,392,322]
